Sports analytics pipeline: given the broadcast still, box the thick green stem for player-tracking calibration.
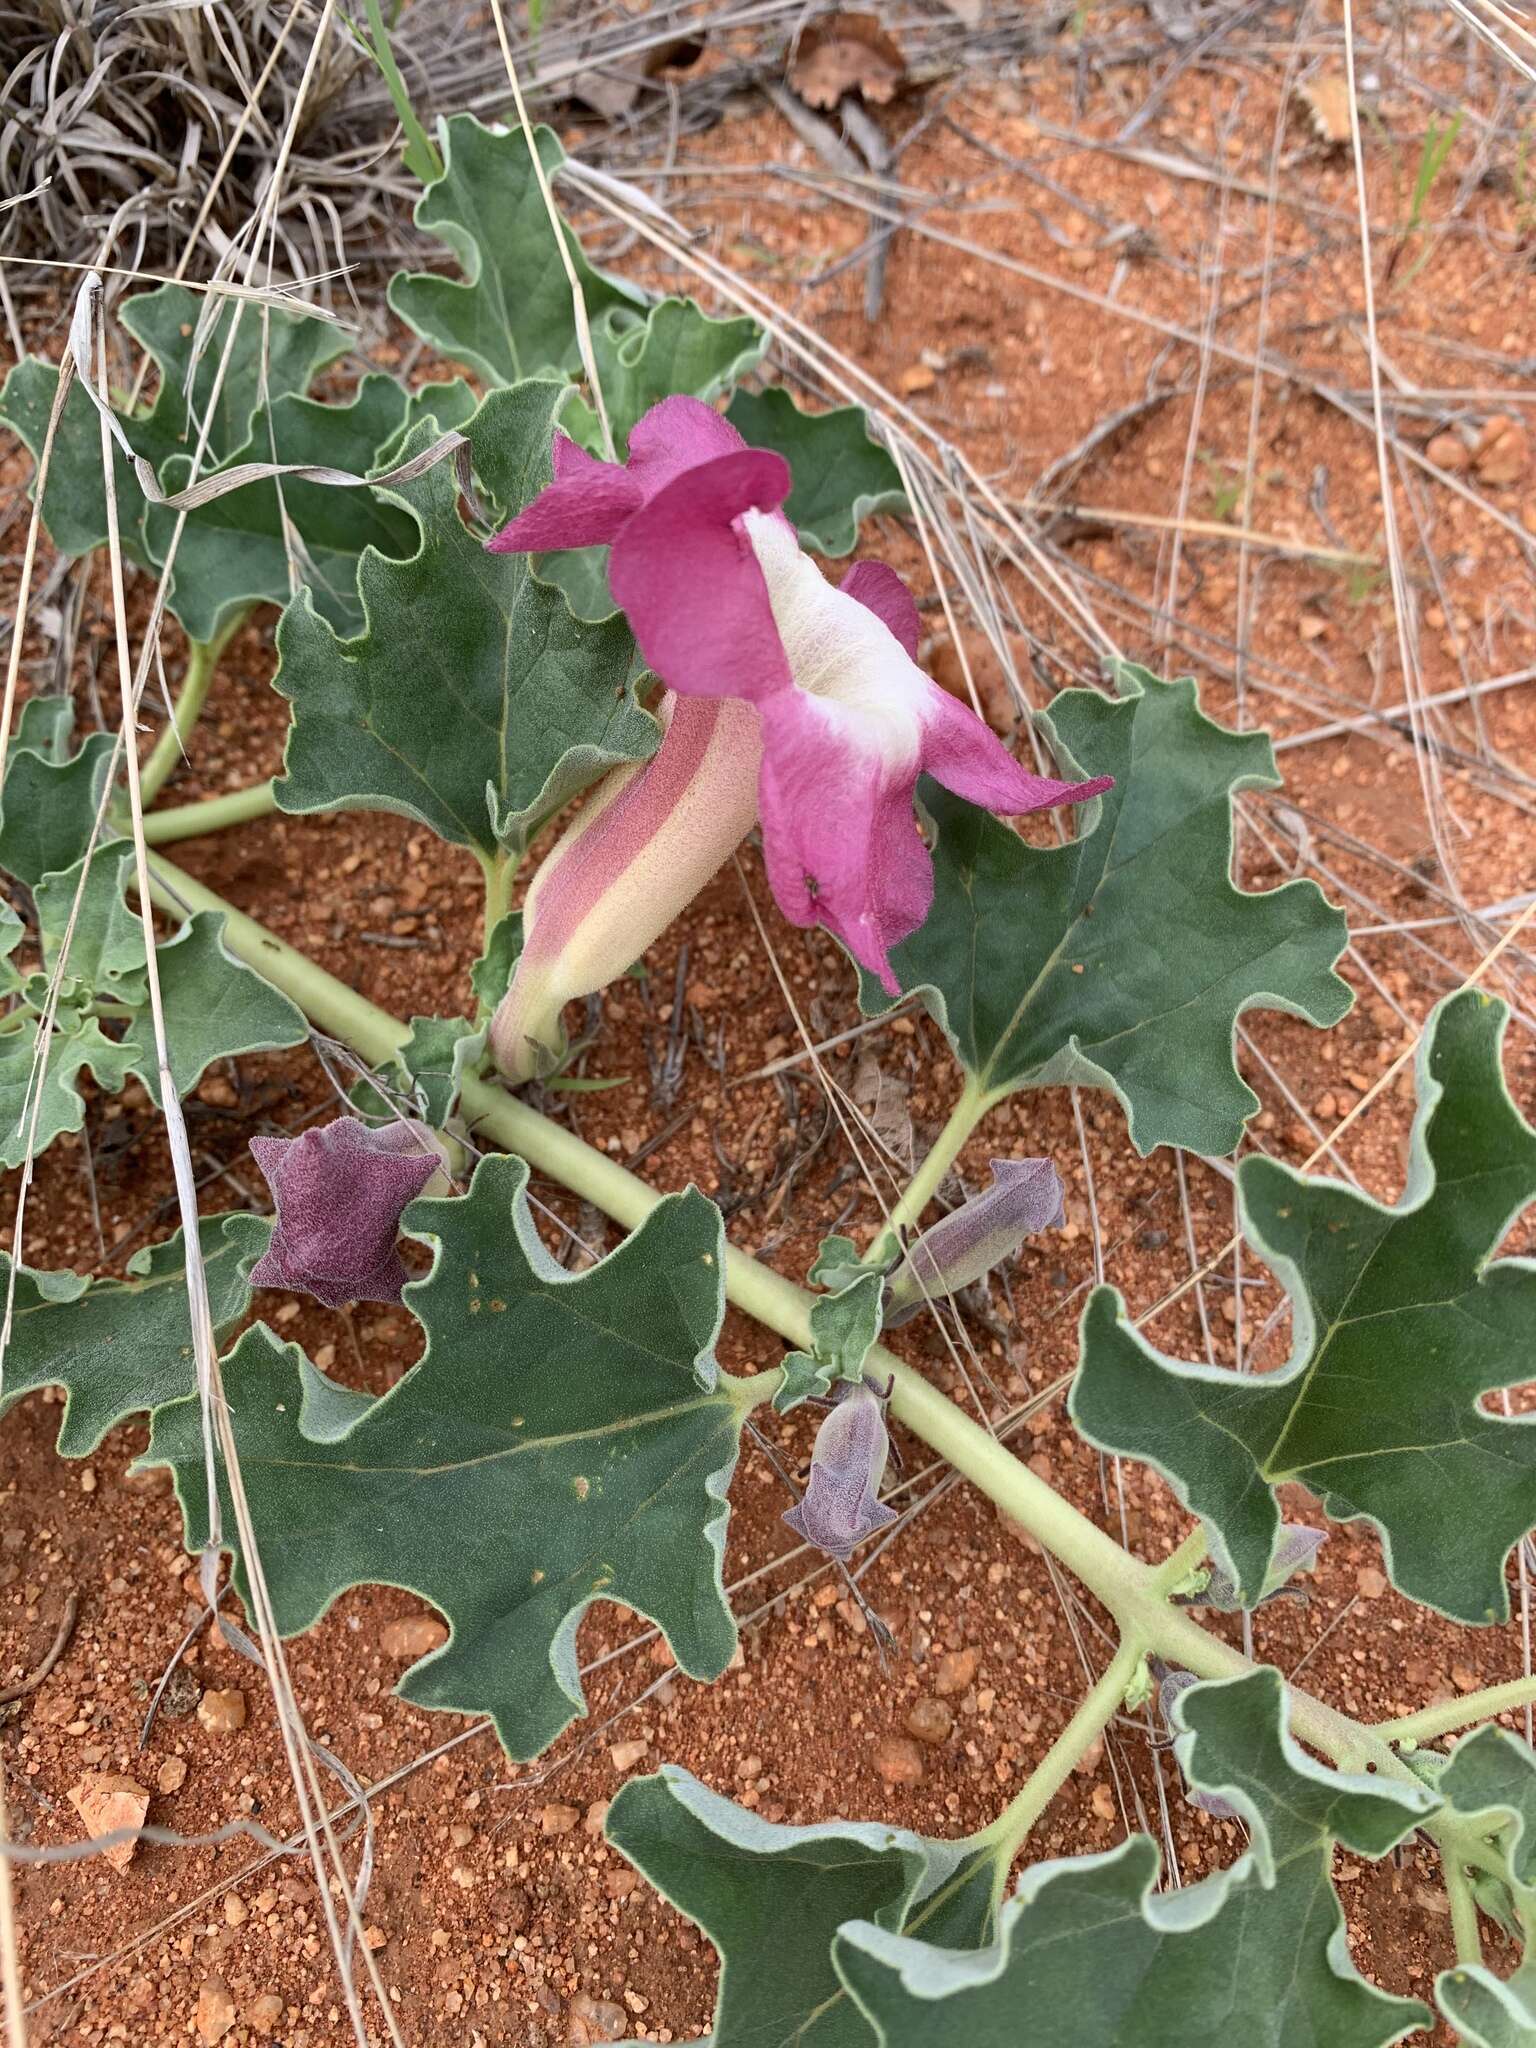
[870,1072,991,1266]
[140,615,244,807]
[140,778,279,846]
[478,849,518,952]
[134,850,1483,1817]
[978,1632,1147,1900]
[1445,1857,1486,1968]
[1378,1676,1536,1748]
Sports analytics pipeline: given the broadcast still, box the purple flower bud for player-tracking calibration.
[1156,1667,1236,1819]
[782,1379,899,1562]
[248,1117,443,1310]
[883,1158,1064,1326]
[1197,1524,1326,1612]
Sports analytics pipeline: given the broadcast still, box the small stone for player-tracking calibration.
[197,1688,247,1734]
[1452,1665,1479,1693]
[157,1756,188,1795]
[904,1698,954,1746]
[735,1754,764,1782]
[223,1893,248,1927]
[583,1800,610,1835]
[68,1772,149,1872]
[379,1613,449,1659]
[568,1989,627,2042]
[541,1802,581,1835]
[1426,430,1469,473]
[197,1075,238,1109]
[449,1822,474,1849]
[1298,613,1327,641]
[934,1648,977,1696]
[874,1736,924,1787]
[196,1976,237,2045]
[604,1867,637,1900]
[247,1992,284,2037]
[79,1467,97,1494]
[1474,414,1529,485]
[609,1737,649,1773]
[1356,1566,1387,1599]
[1090,1783,1117,1822]
[898,362,936,395]
[363,1924,388,1950]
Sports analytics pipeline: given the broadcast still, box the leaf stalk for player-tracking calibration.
[138,612,245,808]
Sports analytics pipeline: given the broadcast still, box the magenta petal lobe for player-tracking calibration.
[249,1117,440,1310]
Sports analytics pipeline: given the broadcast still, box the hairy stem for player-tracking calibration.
[139,614,245,807]
[1377,1675,1536,1748]
[477,848,518,952]
[140,778,279,846]
[977,1632,1147,1901]
[870,1072,990,1265]
[136,849,1478,1815]
[1445,1857,1486,1968]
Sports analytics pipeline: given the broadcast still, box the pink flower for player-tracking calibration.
[486,396,1110,1076]
[782,1378,899,1562]
[249,1116,443,1309]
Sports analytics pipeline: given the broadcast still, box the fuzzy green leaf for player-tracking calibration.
[576,299,767,451]
[143,375,422,642]
[1439,1967,1536,2047]
[469,910,524,1019]
[0,284,345,585]
[387,115,644,387]
[121,911,310,1107]
[273,381,656,858]
[725,386,906,556]
[394,1014,485,1126]
[606,1764,999,2048]
[0,1214,271,1455]
[149,1155,745,1758]
[1440,1725,1536,1891]
[2,842,306,1165]
[775,1270,885,1415]
[1071,989,1536,1623]
[0,698,114,885]
[835,1667,1432,2046]
[864,667,1351,1157]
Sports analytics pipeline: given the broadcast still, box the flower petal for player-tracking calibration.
[486,432,642,554]
[839,559,921,659]
[625,393,753,494]
[607,449,796,702]
[758,686,929,995]
[249,1118,439,1310]
[919,683,1115,815]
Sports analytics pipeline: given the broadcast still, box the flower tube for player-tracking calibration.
[782,1377,899,1563]
[487,396,1112,1078]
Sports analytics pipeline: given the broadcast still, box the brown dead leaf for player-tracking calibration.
[790,12,905,111]
[68,1771,149,1872]
[1297,73,1354,145]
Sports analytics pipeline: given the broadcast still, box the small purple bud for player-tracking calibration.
[883,1158,1064,1326]
[1156,1667,1236,1819]
[782,1379,899,1562]
[249,1116,442,1310]
[1197,1524,1326,1612]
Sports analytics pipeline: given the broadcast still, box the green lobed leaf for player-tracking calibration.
[469,910,524,1019]
[0,697,115,886]
[1439,1723,1536,1891]
[148,1154,747,1758]
[2,841,307,1166]
[143,375,422,643]
[121,911,311,1107]
[606,1764,999,2048]
[834,1667,1432,2046]
[1071,989,1536,1623]
[775,1269,886,1415]
[0,285,346,586]
[1439,1967,1536,2046]
[725,386,907,556]
[864,666,1352,1158]
[272,381,657,858]
[394,1013,486,1126]
[0,1214,271,1455]
[387,114,644,388]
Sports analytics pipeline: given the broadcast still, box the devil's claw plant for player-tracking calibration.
[7,110,1536,2045]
